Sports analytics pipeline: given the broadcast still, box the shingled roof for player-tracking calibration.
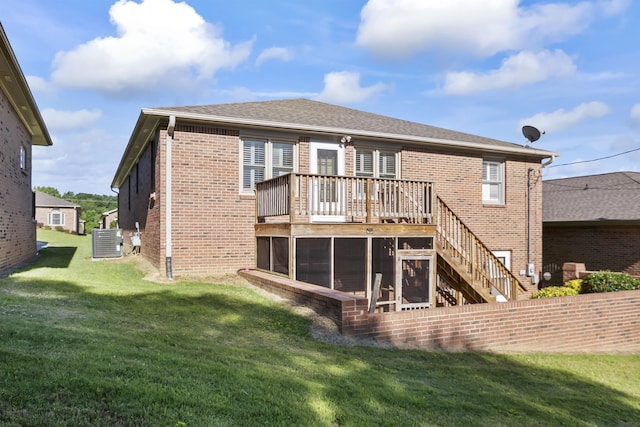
[543,172,640,223]
[158,98,523,149]
[35,191,79,208]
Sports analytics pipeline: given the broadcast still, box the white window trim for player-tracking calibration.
[491,250,512,301]
[239,137,298,194]
[48,210,65,226]
[19,145,27,172]
[309,141,345,175]
[482,159,505,205]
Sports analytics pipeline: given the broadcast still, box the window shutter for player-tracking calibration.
[355,150,373,177]
[272,143,294,176]
[243,140,265,190]
[379,152,396,178]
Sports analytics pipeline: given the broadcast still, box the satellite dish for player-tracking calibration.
[522,125,543,144]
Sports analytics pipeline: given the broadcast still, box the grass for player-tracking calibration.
[1,229,639,426]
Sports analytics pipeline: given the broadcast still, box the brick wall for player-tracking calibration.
[118,120,543,283]
[349,290,640,353]
[0,89,36,274]
[544,225,640,285]
[241,270,640,354]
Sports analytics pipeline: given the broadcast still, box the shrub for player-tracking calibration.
[563,279,583,293]
[54,226,65,232]
[531,285,579,299]
[581,271,640,294]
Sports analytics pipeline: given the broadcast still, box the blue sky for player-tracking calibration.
[3,0,640,195]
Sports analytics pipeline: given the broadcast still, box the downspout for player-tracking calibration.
[110,187,119,228]
[526,155,555,284]
[527,168,534,282]
[165,116,176,279]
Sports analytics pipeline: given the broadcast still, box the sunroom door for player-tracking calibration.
[309,142,345,221]
[396,255,433,311]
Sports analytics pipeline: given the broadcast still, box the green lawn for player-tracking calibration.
[1,230,639,426]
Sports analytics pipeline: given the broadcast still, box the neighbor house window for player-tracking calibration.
[355,149,398,179]
[48,210,65,226]
[19,145,27,172]
[241,138,296,192]
[482,159,505,204]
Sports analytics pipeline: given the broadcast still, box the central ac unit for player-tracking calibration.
[92,228,123,259]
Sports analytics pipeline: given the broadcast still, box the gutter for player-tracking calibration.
[142,108,559,159]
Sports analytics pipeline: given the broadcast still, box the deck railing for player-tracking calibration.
[256,173,434,224]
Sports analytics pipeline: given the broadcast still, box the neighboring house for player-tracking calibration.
[543,171,640,284]
[100,208,118,229]
[112,98,556,309]
[0,23,52,275]
[35,191,82,234]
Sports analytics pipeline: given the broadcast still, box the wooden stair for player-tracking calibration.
[435,196,526,304]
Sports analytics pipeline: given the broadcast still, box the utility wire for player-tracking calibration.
[547,146,640,168]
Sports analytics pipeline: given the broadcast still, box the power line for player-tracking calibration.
[548,146,640,168]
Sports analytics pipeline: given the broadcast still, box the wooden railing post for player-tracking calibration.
[289,173,296,223]
[366,178,373,223]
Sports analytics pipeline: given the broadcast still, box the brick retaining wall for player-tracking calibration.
[240,270,640,354]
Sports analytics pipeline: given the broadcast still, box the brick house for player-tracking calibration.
[112,98,556,309]
[543,171,640,284]
[100,208,118,229]
[0,23,52,275]
[34,191,82,234]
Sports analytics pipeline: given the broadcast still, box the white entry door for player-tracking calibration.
[309,141,345,221]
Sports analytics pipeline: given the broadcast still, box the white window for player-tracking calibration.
[355,149,398,179]
[241,138,296,192]
[20,145,26,171]
[482,159,505,204]
[48,210,65,226]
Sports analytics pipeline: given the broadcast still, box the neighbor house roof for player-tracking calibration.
[35,191,80,208]
[543,172,640,224]
[0,23,52,147]
[112,98,557,188]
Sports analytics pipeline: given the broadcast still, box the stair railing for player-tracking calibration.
[435,196,525,300]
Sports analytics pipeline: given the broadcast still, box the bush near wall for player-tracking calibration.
[533,271,640,299]
[531,284,579,299]
[582,271,640,293]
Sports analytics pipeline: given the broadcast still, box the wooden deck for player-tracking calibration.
[255,173,525,306]
[256,173,434,225]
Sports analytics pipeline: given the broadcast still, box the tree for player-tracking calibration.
[35,186,61,198]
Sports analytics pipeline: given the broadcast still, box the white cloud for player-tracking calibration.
[42,108,102,132]
[255,47,294,66]
[630,104,640,129]
[518,101,611,134]
[314,71,389,104]
[25,75,54,93]
[51,0,253,93]
[443,50,576,94]
[356,0,628,59]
